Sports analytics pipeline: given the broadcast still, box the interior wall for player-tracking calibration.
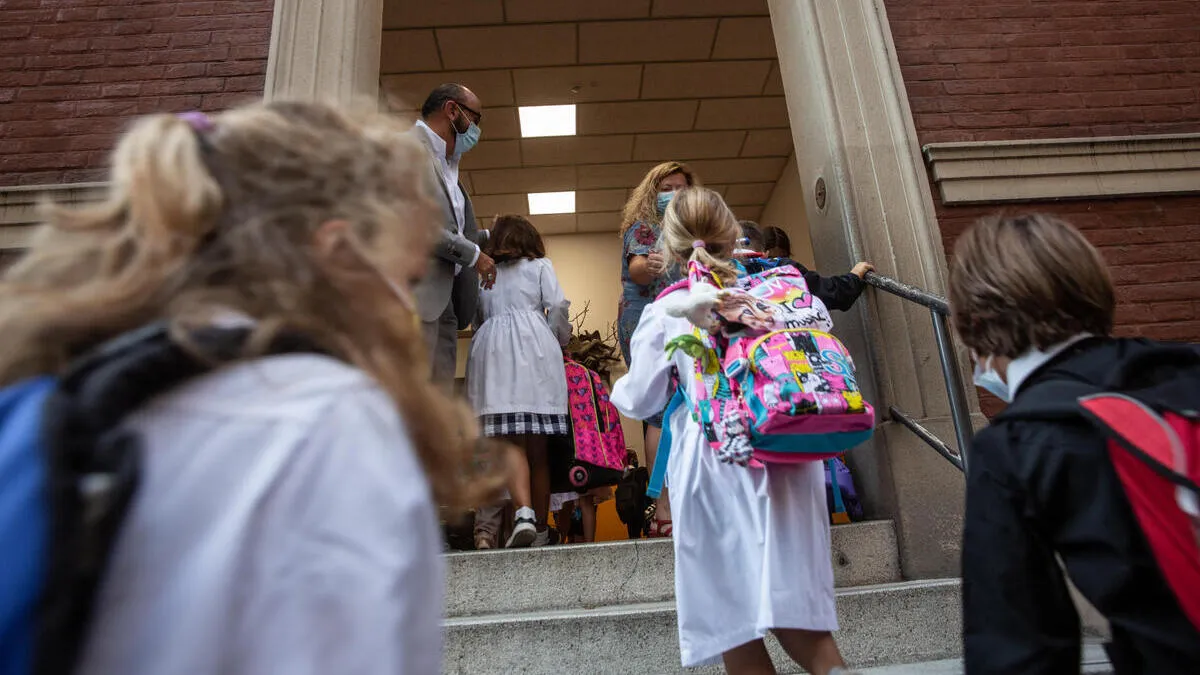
[759,153,817,268]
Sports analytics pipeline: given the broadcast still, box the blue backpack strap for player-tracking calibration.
[827,458,846,515]
[647,387,686,499]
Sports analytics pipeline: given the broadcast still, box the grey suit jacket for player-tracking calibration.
[410,128,482,329]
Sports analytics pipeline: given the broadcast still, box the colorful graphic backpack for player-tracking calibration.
[1000,344,1200,631]
[549,356,627,493]
[647,260,875,496]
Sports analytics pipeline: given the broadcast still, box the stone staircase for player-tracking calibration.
[441,520,1111,674]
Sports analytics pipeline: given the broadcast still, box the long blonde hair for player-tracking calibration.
[0,101,496,509]
[619,161,699,236]
[660,187,741,286]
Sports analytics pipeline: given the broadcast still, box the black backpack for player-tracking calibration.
[614,451,650,539]
[3,322,316,675]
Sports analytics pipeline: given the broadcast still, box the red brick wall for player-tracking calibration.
[886,0,1200,144]
[885,0,1200,355]
[0,0,274,186]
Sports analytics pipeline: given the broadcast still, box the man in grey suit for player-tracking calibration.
[412,83,496,385]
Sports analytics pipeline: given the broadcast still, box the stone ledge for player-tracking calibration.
[923,133,1200,204]
[0,182,108,249]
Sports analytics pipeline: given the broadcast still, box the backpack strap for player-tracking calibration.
[35,322,324,675]
[647,387,686,499]
[654,278,690,302]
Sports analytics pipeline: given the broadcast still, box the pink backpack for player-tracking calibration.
[560,356,626,490]
[655,260,875,469]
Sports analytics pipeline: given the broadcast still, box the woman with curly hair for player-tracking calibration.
[616,160,699,537]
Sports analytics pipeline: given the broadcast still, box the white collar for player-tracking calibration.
[1008,333,1094,396]
[414,119,454,162]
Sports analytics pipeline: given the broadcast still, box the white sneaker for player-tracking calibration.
[531,528,551,547]
[506,507,537,548]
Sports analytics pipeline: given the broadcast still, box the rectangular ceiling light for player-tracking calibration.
[518,104,576,138]
[528,191,575,215]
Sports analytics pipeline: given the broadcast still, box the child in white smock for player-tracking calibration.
[610,187,859,675]
[467,214,571,548]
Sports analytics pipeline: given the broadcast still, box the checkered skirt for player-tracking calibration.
[480,412,569,438]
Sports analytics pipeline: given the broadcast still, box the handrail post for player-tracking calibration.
[930,309,973,472]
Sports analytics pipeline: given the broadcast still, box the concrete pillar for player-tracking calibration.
[768,0,980,578]
[264,0,384,103]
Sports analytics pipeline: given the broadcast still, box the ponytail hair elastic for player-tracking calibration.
[177,111,215,134]
[692,240,706,250]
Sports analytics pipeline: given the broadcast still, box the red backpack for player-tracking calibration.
[1002,345,1200,630]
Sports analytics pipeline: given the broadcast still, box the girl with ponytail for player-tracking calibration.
[0,102,499,674]
[611,187,858,675]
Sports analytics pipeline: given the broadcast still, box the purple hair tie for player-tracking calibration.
[692,240,706,249]
[177,111,215,133]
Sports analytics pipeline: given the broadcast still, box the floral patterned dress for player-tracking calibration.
[617,221,678,428]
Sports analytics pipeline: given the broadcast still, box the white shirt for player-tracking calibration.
[78,354,444,675]
[414,119,479,272]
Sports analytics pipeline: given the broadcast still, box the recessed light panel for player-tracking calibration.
[518,104,576,138]
[528,191,576,215]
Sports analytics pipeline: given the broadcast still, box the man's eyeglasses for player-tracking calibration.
[454,101,483,125]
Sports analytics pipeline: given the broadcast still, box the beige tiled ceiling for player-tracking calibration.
[381,0,794,234]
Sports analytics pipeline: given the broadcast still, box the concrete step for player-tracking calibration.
[857,643,1112,674]
[445,520,901,618]
[443,578,961,675]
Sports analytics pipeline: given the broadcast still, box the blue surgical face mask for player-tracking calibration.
[452,105,481,155]
[455,121,481,155]
[972,355,1010,402]
[656,191,674,216]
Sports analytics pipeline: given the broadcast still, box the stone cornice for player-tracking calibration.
[923,133,1200,204]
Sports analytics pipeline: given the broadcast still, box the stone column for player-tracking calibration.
[768,0,982,578]
[264,0,384,103]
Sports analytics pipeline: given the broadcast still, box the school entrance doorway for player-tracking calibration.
[264,1,977,670]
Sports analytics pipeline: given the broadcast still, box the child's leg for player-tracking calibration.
[644,424,672,532]
[721,639,776,675]
[500,436,536,548]
[500,437,532,509]
[525,434,550,528]
[580,497,597,542]
[773,629,847,675]
[555,501,575,542]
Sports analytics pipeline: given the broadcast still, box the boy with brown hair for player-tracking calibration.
[949,213,1200,674]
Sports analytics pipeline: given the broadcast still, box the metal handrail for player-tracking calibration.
[863,271,973,473]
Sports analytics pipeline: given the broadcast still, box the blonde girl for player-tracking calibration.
[0,102,495,674]
[616,160,699,537]
[611,187,856,675]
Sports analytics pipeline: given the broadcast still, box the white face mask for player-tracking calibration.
[972,354,1011,402]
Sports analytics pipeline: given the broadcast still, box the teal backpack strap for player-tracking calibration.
[647,387,685,499]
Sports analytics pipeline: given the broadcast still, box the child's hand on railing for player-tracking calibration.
[851,262,875,279]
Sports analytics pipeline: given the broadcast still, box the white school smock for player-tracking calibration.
[610,302,838,668]
[77,354,444,675]
[467,257,572,416]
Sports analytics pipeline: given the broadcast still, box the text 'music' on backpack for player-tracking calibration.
[1000,345,1200,632]
[645,260,875,497]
